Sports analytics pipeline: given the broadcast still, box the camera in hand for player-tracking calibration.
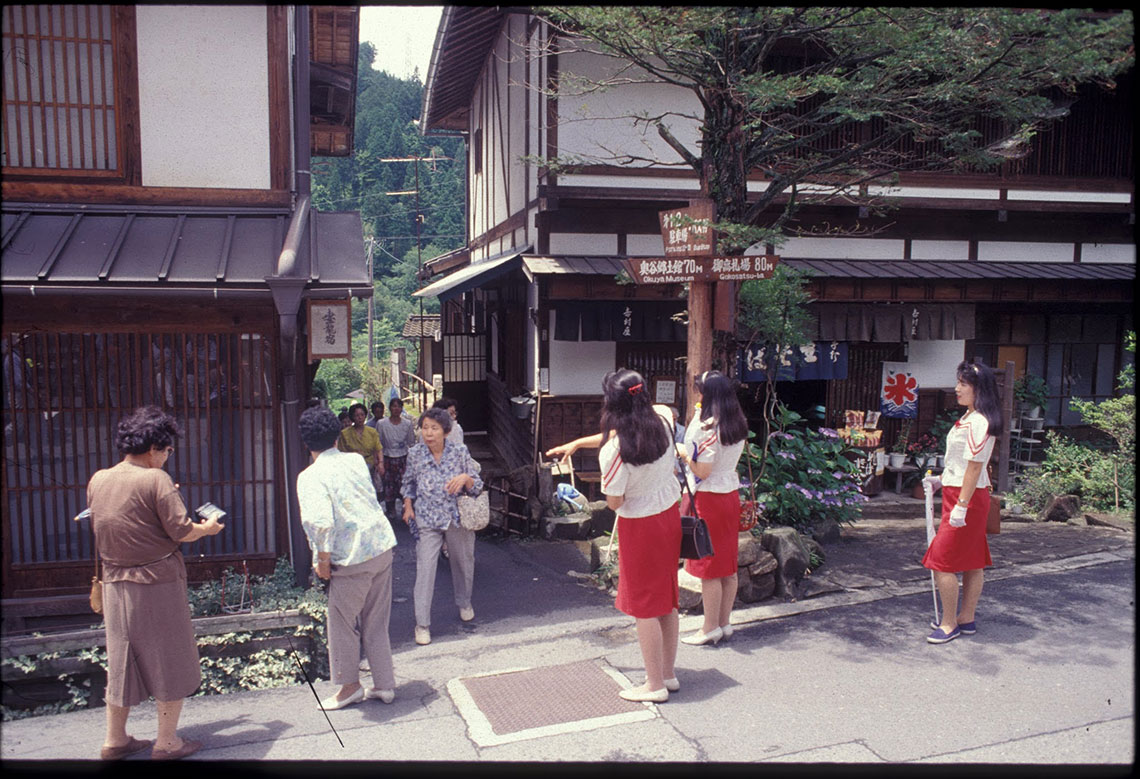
[196,502,227,522]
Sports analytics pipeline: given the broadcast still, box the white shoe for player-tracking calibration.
[318,686,364,711]
[663,677,680,692]
[459,606,475,622]
[680,626,723,646]
[721,623,734,639]
[366,688,395,704]
[619,685,668,703]
[414,625,431,645]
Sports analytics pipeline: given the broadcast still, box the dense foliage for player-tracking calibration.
[535,7,1134,251]
[312,42,466,400]
[1,560,329,721]
[1015,331,1135,514]
[742,403,867,530]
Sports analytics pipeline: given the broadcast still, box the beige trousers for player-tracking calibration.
[413,524,475,627]
[327,549,395,690]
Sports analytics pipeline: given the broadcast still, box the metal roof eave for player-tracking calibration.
[412,246,531,302]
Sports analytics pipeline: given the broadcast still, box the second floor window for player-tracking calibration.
[2,5,133,180]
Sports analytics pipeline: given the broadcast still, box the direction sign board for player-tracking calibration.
[622,254,780,284]
[660,200,715,257]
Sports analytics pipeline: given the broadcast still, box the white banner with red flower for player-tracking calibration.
[880,361,918,419]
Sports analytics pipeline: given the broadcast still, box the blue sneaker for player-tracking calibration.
[931,620,977,635]
[927,626,961,644]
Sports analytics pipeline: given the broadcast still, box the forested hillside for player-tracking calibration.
[311,41,465,405]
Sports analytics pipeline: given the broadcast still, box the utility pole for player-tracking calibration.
[379,151,449,413]
[366,236,375,363]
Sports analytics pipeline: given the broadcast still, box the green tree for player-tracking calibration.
[736,263,816,478]
[312,41,464,390]
[534,7,1134,250]
[1069,331,1135,511]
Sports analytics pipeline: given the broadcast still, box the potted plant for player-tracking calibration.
[1014,373,1049,420]
[889,419,911,468]
[928,410,957,468]
[907,432,938,469]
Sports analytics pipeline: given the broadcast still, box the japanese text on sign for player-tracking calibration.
[622,255,779,284]
[660,201,715,257]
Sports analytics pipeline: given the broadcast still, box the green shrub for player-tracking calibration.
[743,403,866,531]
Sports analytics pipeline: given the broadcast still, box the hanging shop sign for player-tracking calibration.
[880,362,918,419]
[660,200,716,257]
[739,341,849,382]
[622,254,779,284]
[308,299,352,360]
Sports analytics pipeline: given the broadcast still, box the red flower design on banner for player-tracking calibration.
[883,371,917,408]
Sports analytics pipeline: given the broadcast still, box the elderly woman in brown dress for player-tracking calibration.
[87,406,224,760]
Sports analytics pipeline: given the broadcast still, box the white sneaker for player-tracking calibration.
[459,606,475,622]
[414,625,431,645]
[366,688,395,704]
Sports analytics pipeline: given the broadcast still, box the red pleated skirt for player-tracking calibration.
[614,504,681,619]
[682,490,741,579]
[922,485,993,573]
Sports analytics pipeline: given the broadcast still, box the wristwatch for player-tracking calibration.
[957,497,969,507]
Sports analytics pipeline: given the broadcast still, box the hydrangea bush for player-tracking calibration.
[741,403,867,530]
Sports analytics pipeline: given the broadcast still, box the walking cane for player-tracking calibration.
[922,470,940,626]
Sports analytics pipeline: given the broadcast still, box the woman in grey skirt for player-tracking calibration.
[87,406,224,760]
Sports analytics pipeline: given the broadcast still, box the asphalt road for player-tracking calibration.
[1,519,1133,765]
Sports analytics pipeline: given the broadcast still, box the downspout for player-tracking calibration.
[266,4,313,586]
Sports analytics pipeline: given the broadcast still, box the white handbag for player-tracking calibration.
[457,491,489,531]
[456,451,488,530]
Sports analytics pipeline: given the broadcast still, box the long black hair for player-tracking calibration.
[695,370,748,446]
[600,368,670,466]
[957,359,1003,437]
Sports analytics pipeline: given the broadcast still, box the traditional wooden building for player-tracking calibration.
[1,5,369,613]
[418,9,1134,492]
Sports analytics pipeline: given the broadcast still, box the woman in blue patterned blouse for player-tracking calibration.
[401,407,483,646]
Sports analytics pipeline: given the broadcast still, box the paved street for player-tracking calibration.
[1,515,1133,765]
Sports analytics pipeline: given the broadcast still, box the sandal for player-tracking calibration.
[100,736,152,760]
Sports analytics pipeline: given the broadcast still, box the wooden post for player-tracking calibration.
[997,359,1015,494]
[687,281,713,424]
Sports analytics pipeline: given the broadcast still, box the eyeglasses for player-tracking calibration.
[163,446,175,456]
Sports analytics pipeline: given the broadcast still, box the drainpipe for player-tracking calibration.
[266,4,314,587]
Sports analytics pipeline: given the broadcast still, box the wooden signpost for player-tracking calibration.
[625,199,782,422]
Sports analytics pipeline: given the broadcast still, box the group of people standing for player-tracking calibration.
[83,356,1002,758]
[546,368,749,702]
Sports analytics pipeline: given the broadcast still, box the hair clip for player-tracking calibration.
[628,382,644,395]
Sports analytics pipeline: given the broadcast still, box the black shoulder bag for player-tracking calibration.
[677,447,715,560]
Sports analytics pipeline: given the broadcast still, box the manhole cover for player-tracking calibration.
[447,659,657,747]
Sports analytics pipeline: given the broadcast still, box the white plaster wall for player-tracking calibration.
[1080,243,1135,264]
[556,48,702,166]
[526,282,539,392]
[779,237,906,260]
[902,340,965,389]
[548,233,618,255]
[136,6,270,189]
[548,313,615,395]
[977,241,1072,263]
[911,240,970,261]
[627,234,666,256]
